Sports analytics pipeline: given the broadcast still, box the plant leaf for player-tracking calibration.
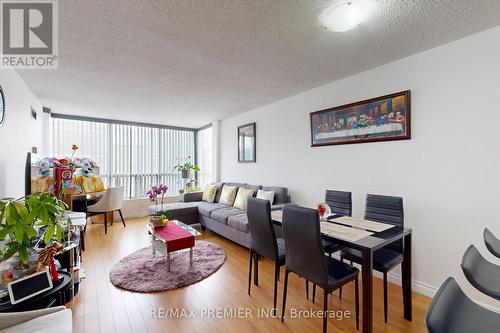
[14,226,25,244]
[2,243,18,261]
[44,225,55,244]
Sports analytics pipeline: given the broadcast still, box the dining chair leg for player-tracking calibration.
[281,269,289,323]
[273,262,279,315]
[248,250,253,295]
[306,280,309,300]
[104,213,108,234]
[323,289,328,333]
[339,255,344,300]
[253,253,259,286]
[383,272,388,323]
[312,284,316,304]
[355,277,359,330]
[118,209,126,227]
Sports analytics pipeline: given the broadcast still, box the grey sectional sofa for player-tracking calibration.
[147,182,289,248]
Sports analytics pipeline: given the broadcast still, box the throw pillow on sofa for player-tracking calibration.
[202,184,217,203]
[219,185,238,206]
[233,188,255,211]
[256,189,275,204]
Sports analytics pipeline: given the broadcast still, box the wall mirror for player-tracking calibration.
[238,122,256,163]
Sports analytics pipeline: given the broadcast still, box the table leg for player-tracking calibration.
[189,247,193,266]
[361,248,373,333]
[402,233,412,321]
[167,253,171,272]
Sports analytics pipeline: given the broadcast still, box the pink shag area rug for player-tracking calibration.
[109,240,226,292]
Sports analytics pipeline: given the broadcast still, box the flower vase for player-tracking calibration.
[181,170,190,179]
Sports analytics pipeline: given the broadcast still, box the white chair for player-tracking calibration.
[87,187,126,234]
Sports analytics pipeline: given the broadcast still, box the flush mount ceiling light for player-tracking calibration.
[320,0,372,32]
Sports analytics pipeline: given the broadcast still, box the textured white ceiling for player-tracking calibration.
[18,0,500,128]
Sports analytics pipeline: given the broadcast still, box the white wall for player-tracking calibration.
[0,70,43,198]
[220,26,500,309]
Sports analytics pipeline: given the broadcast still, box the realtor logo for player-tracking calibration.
[1,0,58,69]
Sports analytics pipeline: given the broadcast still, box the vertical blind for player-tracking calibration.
[51,117,195,198]
[196,126,214,188]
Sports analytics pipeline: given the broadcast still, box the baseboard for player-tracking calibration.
[386,271,437,298]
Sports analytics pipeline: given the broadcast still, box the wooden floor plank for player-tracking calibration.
[67,217,430,333]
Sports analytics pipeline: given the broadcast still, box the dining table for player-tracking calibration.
[271,210,412,333]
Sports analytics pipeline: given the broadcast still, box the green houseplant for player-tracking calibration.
[173,156,200,179]
[0,192,69,268]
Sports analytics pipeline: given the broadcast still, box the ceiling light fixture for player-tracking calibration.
[320,0,370,32]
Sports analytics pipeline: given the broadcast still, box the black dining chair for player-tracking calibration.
[247,197,286,314]
[484,228,500,259]
[322,190,352,257]
[281,204,359,333]
[425,277,500,333]
[340,194,404,322]
[461,244,500,301]
[306,190,352,299]
[325,190,352,219]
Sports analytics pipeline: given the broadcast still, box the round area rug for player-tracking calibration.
[109,240,225,292]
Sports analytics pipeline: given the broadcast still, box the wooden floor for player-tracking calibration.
[67,217,431,333]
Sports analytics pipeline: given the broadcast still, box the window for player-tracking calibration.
[196,126,214,188]
[51,116,195,198]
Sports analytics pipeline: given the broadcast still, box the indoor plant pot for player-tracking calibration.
[150,215,164,228]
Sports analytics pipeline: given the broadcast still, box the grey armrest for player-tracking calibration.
[0,306,67,329]
[271,204,285,211]
[181,191,203,202]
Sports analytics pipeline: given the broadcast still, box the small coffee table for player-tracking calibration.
[146,220,201,272]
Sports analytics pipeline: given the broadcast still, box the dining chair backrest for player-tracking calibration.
[365,194,404,253]
[325,190,352,217]
[247,197,278,260]
[425,277,500,333]
[461,244,500,301]
[88,187,124,212]
[484,228,500,259]
[282,204,327,287]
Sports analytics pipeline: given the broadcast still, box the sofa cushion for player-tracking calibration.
[148,202,199,216]
[224,182,244,188]
[198,202,228,217]
[256,189,275,204]
[210,182,225,203]
[262,186,288,204]
[233,188,255,211]
[243,183,262,193]
[219,185,238,206]
[227,213,249,233]
[211,207,244,224]
[202,184,217,203]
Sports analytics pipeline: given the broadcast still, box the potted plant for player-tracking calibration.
[146,185,171,227]
[0,192,69,279]
[173,156,200,180]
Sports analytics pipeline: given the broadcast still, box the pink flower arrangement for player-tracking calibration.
[146,184,169,212]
